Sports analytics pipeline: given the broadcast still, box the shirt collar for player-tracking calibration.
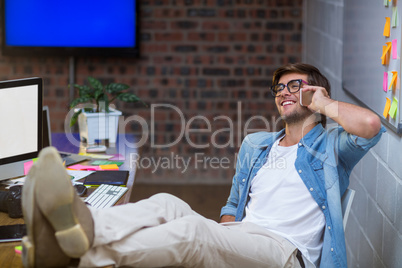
[299,123,325,147]
[249,124,325,149]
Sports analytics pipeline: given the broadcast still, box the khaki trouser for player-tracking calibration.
[79,193,301,268]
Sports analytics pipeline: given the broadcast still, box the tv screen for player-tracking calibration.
[2,0,139,57]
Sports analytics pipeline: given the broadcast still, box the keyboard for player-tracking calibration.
[85,184,128,209]
[59,152,70,158]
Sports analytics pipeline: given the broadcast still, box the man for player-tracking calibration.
[21,63,384,268]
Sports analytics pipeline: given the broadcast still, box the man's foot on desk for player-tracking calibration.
[21,146,94,267]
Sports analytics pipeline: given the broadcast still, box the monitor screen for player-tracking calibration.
[0,78,42,181]
[2,0,139,57]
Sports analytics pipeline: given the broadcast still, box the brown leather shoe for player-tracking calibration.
[22,147,94,267]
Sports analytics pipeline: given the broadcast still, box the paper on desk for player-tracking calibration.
[78,153,114,159]
[91,160,124,166]
[23,158,38,175]
[67,164,102,171]
[67,170,95,183]
[108,154,125,161]
[1,170,94,189]
[99,164,119,170]
[68,163,121,171]
[24,161,33,175]
[1,177,25,189]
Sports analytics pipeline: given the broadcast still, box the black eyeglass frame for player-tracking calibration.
[270,79,309,97]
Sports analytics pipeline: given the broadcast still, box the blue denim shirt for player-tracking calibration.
[220,124,385,268]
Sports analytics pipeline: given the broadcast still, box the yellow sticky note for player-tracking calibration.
[14,246,22,255]
[382,46,387,65]
[100,164,119,170]
[384,17,391,37]
[389,71,398,90]
[389,97,398,119]
[381,42,392,64]
[383,97,391,117]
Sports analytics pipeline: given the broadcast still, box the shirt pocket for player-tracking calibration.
[311,158,324,170]
[310,157,326,183]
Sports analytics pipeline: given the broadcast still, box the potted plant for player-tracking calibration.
[69,77,146,144]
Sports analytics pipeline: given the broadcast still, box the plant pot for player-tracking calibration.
[77,108,122,144]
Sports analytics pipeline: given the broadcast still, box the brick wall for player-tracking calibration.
[304,0,402,267]
[0,0,303,183]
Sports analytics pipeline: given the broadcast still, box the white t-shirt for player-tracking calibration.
[242,138,325,267]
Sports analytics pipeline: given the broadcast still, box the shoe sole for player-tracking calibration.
[21,165,36,268]
[22,147,90,267]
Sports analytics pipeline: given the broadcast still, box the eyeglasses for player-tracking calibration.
[270,79,308,97]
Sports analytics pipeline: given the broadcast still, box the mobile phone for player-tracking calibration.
[300,89,313,106]
[0,224,26,243]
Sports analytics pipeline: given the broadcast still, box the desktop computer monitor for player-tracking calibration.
[0,77,43,181]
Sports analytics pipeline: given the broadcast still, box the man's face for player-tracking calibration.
[274,73,312,125]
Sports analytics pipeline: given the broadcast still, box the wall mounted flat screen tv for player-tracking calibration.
[2,0,139,57]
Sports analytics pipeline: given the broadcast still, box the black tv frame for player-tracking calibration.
[1,1,140,58]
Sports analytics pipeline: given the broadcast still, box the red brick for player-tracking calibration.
[187,32,215,42]
[0,1,303,182]
[142,21,168,30]
[155,33,184,42]
[202,21,231,30]
[218,32,248,42]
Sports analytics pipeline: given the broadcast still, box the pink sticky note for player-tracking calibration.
[392,39,398,59]
[67,164,101,171]
[24,160,34,175]
[384,72,388,92]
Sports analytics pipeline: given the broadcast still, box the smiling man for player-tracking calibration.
[220,63,385,267]
[22,63,384,268]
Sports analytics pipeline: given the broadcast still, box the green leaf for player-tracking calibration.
[88,77,103,91]
[73,84,93,97]
[117,92,140,102]
[94,90,105,102]
[105,83,129,94]
[70,97,93,108]
[117,93,148,107]
[69,110,82,127]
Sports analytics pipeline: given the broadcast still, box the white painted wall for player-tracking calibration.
[303,1,402,267]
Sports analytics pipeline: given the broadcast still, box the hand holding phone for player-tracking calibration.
[300,89,314,107]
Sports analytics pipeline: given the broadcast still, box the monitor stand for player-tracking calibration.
[0,161,25,182]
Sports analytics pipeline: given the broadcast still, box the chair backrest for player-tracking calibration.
[341,188,355,229]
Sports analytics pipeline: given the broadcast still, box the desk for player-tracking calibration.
[0,133,138,267]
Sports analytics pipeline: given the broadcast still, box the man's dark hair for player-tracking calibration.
[272,63,331,128]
